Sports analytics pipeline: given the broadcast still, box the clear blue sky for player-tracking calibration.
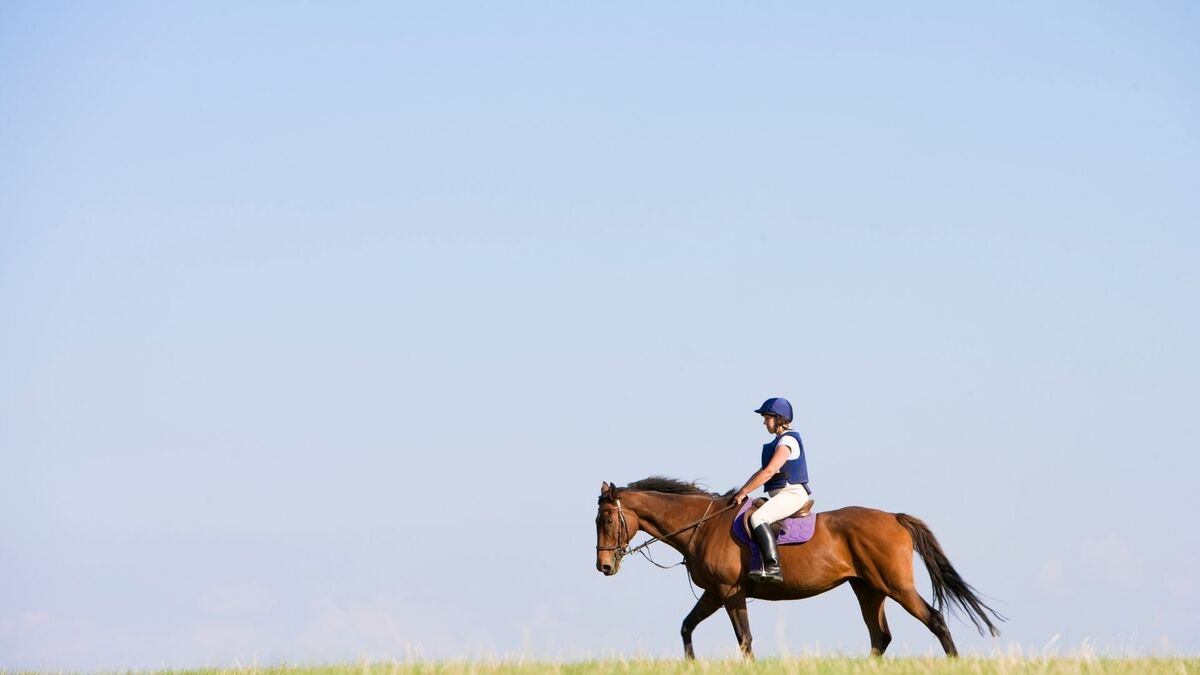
[2,1,1198,670]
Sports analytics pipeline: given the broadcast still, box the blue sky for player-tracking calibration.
[2,1,1198,670]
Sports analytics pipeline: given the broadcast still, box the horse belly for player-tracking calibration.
[748,527,854,600]
[749,576,849,601]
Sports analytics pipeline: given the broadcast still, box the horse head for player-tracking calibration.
[595,481,641,576]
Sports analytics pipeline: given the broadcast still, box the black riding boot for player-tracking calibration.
[749,523,784,583]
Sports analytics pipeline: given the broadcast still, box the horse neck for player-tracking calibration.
[623,491,716,556]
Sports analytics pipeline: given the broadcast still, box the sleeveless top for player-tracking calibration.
[761,430,809,492]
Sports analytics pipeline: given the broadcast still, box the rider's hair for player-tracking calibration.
[771,414,791,432]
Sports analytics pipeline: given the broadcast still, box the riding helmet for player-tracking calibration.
[754,397,793,422]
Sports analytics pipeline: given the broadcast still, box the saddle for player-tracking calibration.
[742,497,815,538]
[731,497,818,573]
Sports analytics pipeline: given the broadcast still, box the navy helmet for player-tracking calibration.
[754,397,793,422]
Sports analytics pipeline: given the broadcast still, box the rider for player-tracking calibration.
[730,397,811,583]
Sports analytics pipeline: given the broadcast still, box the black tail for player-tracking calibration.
[896,513,1004,636]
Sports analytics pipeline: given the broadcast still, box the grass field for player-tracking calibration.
[94,658,1195,675]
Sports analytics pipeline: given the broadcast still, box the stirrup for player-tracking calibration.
[749,566,784,583]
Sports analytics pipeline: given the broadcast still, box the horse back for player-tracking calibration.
[817,505,912,537]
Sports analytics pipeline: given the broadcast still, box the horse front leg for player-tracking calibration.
[723,591,753,659]
[680,589,722,660]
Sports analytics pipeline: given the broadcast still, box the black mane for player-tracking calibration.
[625,475,731,497]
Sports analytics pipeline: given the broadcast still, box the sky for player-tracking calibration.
[1,1,1198,670]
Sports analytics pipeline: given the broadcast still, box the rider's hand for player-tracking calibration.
[730,491,747,506]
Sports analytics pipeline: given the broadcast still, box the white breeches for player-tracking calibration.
[748,484,812,529]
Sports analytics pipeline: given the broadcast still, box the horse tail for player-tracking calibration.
[895,513,1004,636]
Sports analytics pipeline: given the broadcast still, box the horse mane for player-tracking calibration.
[625,475,732,498]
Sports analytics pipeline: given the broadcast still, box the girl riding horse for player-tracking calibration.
[730,397,810,583]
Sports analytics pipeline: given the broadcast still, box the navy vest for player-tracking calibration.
[761,430,808,492]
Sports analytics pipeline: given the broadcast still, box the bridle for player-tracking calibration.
[595,494,739,566]
[595,497,633,564]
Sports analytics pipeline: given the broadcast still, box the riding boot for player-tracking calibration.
[749,523,784,583]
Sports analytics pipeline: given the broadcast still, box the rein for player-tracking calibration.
[597,496,740,565]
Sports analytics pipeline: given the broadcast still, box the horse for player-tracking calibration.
[594,476,1002,659]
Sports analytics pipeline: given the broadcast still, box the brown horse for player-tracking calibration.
[595,477,1002,659]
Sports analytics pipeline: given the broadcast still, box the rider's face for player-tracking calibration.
[762,414,779,434]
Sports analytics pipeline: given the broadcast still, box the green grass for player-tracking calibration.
[81,658,1197,675]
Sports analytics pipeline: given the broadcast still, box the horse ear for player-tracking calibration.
[600,481,610,494]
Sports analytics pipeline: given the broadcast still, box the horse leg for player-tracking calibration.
[890,587,958,656]
[723,591,754,659]
[680,590,722,660]
[849,578,892,656]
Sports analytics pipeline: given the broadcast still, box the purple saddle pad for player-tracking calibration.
[732,500,816,571]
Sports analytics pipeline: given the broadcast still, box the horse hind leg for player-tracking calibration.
[680,590,722,660]
[891,587,958,656]
[849,578,892,656]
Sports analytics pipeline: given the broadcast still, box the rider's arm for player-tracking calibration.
[731,445,790,504]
